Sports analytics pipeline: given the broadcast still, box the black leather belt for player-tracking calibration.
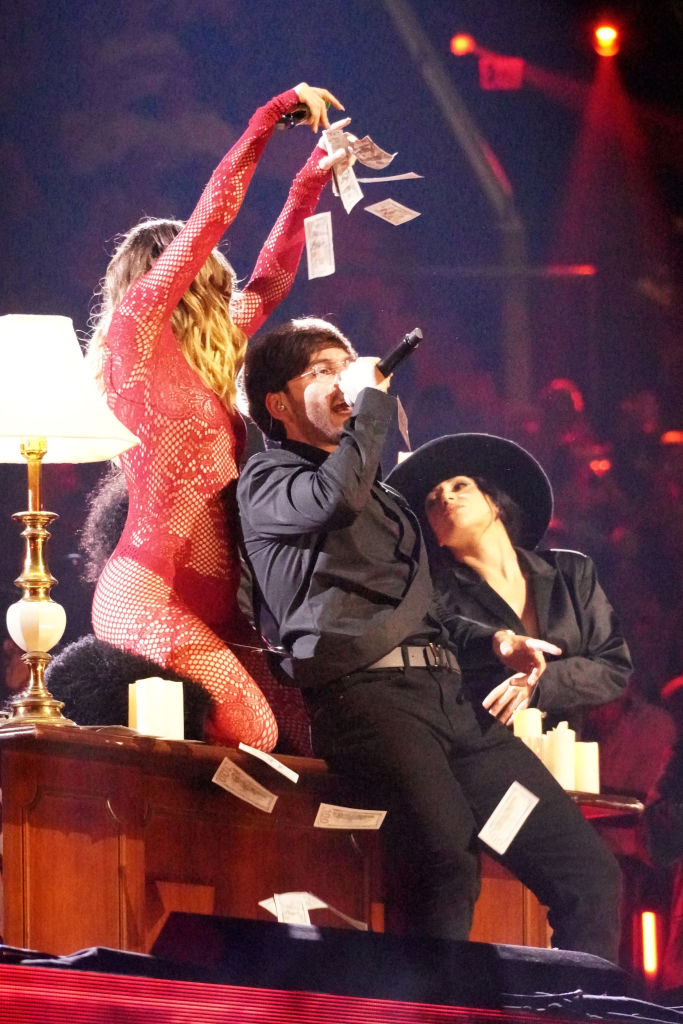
[366,644,459,671]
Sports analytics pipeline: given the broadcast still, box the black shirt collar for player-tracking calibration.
[282,438,330,466]
[435,545,556,584]
[282,437,385,483]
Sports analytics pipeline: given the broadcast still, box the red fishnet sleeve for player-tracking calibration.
[114,89,300,359]
[234,144,331,336]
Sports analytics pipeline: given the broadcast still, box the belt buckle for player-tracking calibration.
[425,643,439,668]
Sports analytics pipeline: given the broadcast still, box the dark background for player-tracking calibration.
[1,0,681,652]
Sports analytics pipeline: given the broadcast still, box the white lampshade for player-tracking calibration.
[0,313,139,463]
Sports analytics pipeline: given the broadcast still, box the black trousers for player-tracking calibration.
[310,664,621,961]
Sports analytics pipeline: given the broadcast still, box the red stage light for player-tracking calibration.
[589,458,611,478]
[641,911,659,978]
[593,24,620,57]
[547,378,585,413]
[450,33,476,56]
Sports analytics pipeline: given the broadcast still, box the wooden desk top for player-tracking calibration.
[571,791,644,818]
[0,721,325,771]
[0,722,645,817]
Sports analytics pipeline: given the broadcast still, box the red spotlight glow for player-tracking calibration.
[641,911,659,978]
[589,458,612,477]
[450,33,476,56]
[593,24,620,57]
[548,378,585,413]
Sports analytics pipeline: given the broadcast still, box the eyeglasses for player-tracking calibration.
[290,358,354,384]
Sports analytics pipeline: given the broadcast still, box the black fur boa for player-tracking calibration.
[35,634,214,740]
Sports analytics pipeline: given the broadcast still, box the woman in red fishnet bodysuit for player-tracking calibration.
[89,84,344,751]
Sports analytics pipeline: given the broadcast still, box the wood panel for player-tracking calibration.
[0,726,383,955]
[2,742,146,952]
[0,724,549,956]
[470,856,550,947]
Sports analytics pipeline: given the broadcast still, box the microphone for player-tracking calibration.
[276,103,310,129]
[376,327,423,378]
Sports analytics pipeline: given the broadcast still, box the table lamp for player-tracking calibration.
[0,314,139,727]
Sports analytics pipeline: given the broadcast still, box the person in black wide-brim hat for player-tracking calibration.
[386,433,632,733]
[387,432,554,549]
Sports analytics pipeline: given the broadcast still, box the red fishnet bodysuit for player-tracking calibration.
[92,90,327,751]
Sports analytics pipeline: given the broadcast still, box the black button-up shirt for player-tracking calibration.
[238,388,493,687]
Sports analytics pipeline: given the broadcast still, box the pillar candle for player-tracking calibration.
[543,721,576,790]
[513,707,544,758]
[513,707,543,738]
[129,677,184,740]
[574,741,600,794]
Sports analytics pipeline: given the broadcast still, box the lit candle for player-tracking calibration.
[129,677,184,740]
[513,707,544,758]
[574,741,600,794]
[543,721,576,789]
[513,707,543,738]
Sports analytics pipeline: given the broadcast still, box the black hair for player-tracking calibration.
[243,317,356,441]
[80,464,129,582]
[472,475,523,545]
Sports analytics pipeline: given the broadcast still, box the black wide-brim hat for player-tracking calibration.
[385,433,553,550]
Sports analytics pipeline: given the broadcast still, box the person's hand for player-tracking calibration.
[324,117,353,138]
[293,83,344,132]
[319,146,355,173]
[482,672,534,725]
[318,120,358,174]
[338,357,390,406]
[492,629,561,686]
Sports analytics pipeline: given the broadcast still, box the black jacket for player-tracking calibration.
[432,547,632,730]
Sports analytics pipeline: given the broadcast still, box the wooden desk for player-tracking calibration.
[0,725,554,955]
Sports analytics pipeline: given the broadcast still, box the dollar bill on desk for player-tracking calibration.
[365,198,421,225]
[304,211,335,279]
[212,756,278,813]
[350,135,397,169]
[273,892,313,926]
[314,802,386,829]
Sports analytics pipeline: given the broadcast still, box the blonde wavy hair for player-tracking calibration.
[88,217,247,408]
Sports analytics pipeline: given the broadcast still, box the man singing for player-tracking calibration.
[237,316,621,958]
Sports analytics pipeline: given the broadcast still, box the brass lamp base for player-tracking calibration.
[0,650,75,728]
[2,442,76,729]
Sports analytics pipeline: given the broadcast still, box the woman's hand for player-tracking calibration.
[293,83,344,132]
[492,629,561,686]
[482,673,533,725]
[318,121,357,173]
